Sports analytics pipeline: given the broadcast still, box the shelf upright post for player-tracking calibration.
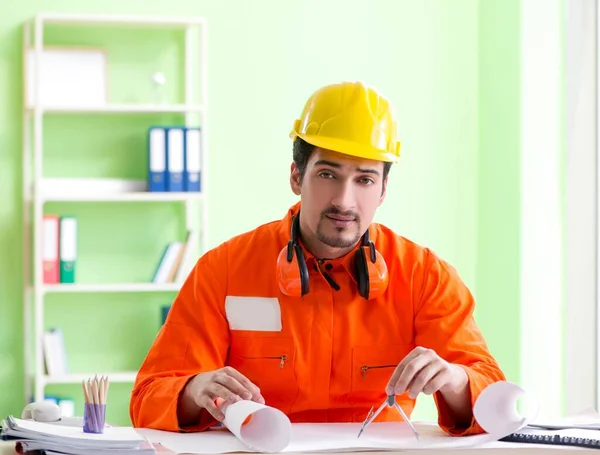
[22,19,32,407]
[33,14,45,403]
[184,24,194,242]
[200,19,208,255]
[184,21,207,257]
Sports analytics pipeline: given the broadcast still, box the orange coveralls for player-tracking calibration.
[130,202,505,436]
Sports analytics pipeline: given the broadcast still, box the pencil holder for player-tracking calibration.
[83,403,106,434]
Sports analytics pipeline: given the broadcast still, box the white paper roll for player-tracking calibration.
[473,380,539,436]
[221,400,292,453]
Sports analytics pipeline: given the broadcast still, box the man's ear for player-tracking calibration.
[290,163,301,196]
[379,176,388,206]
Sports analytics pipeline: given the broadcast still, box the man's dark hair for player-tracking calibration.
[292,137,392,183]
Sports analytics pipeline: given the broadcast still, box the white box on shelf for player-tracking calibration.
[25,46,108,109]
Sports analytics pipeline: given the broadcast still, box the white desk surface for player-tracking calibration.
[1,439,598,454]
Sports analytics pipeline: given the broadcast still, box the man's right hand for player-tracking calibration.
[179,366,265,424]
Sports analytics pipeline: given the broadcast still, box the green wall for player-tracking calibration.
[476,0,521,385]
[0,0,523,426]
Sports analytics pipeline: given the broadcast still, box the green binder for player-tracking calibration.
[59,216,77,283]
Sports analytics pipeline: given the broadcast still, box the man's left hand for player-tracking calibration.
[386,346,468,399]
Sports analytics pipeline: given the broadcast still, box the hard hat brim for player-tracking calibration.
[291,132,401,163]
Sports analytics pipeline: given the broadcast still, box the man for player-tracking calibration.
[130,81,505,436]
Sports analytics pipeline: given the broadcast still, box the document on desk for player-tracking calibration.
[138,381,536,454]
[528,407,600,430]
[0,415,153,455]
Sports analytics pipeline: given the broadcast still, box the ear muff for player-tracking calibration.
[354,246,369,299]
[277,215,310,296]
[277,212,389,299]
[354,230,389,300]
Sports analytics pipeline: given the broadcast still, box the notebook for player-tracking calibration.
[501,427,600,450]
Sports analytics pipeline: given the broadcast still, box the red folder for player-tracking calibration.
[43,215,59,284]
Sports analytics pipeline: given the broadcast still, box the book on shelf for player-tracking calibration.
[43,328,68,377]
[43,215,77,284]
[152,230,197,284]
[148,125,202,193]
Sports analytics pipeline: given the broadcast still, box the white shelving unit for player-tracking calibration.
[22,13,208,405]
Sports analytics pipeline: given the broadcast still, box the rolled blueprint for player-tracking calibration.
[220,400,292,453]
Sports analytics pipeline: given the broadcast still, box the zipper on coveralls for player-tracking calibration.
[244,355,288,368]
[271,355,288,368]
[361,364,396,379]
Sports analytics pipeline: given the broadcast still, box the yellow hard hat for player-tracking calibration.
[290,81,401,163]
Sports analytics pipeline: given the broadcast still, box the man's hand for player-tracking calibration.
[179,366,265,424]
[385,347,473,427]
[386,347,468,399]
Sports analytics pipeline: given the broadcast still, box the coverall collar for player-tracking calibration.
[280,201,378,277]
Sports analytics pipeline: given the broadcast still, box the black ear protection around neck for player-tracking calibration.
[286,213,310,296]
[276,213,389,299]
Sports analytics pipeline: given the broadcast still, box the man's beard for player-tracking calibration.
[315,207,361,249]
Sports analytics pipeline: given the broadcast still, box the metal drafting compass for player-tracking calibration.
[357,394,420,440]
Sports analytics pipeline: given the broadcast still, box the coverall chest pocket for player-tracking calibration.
[349,345,413,407]
[227,336,299,415]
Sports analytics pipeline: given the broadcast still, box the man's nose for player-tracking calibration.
[330,180,356,211]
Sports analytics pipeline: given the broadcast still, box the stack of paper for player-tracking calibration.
[0,416,155,455]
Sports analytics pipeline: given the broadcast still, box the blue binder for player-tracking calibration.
[166,127,185,192]
[148,127,167,192]
[184,127,202,192]
[161,305,171,325]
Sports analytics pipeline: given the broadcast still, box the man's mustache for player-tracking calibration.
[320,207,360,220]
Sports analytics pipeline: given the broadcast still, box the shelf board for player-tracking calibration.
[38,178,203,202]
[43,283,181,293]
[37,13,206,27]
[27,103,204,114]
[43,371,138,385]
[42,192,203,203]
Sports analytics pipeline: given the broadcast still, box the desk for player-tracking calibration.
[1,439,598,454]
[0,442,15,455]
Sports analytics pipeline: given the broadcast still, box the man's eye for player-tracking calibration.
[319,172,334,179]
[359,177,374,185]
